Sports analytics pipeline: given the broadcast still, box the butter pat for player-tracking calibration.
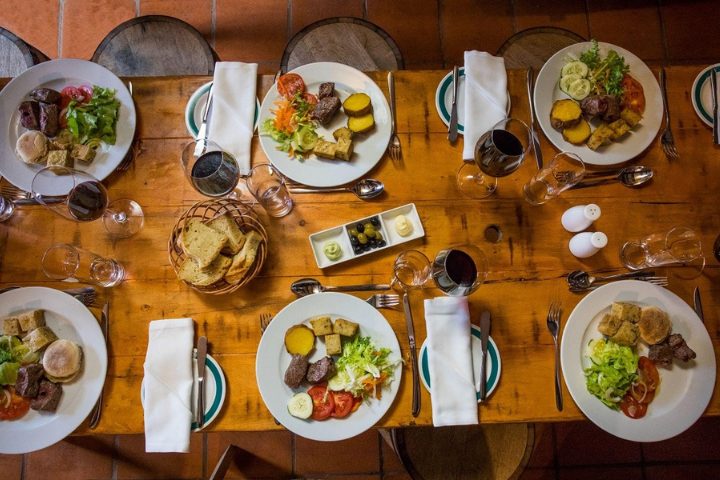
[394,215,413,237]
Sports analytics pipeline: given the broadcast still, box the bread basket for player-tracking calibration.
[168,198,268,294]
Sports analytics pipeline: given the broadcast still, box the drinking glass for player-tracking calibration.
[620,226,705,277]
[0,196,15,222]
[432,244,488,296]
[456,117,532,199]
[523,152,585,205]
[245,164,294,217]
[391,250,431,291]
[42,243,125,287]
[31,166,144,238]
[181,139,241,198]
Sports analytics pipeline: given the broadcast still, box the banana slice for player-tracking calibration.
[561,60,589,78]
[287,392,313,419]
[567,78,592,101]
[560,74,582,95]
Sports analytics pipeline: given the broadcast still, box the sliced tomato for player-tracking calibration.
[308,385,334,421]
[638,356,660,392]
[331,391,355,418]
[302,92,318,105]
[620,392,648,419]
[277,73,305,99]
[78,85,94,102]
[0,389,30,421]
[621,74,645,114]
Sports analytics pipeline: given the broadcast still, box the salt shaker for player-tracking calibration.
[569,232,608,258]
[561,204,601,232]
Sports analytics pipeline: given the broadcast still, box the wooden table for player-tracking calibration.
[0,67,718,435]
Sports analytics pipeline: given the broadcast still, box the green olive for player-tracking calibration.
[357,233,368,244]
[363,222,373,232]
[349,227,359,237]
[364,227,376,238]
[375,231,384,241]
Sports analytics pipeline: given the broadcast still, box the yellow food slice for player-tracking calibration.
[347,113,375,134]
[562,118,591,145]
[342,93,372,116]
[284,324,316,356]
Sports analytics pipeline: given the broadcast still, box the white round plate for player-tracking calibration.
[0,59,136,192]
[419,324,502,403]
[0,287,107,454]
[691,63,720,127]
[561,280,716,442]
[185,81,259,138]
[534,42,662,166]
[258,62,391,187]
[256,292,401,442]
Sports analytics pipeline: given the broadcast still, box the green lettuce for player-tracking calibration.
[584,338,638,409]
[329,336,398,398]
[66,85,120,145]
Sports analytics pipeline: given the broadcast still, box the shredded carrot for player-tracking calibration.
[362,372,389,399]
[271,99,297,134]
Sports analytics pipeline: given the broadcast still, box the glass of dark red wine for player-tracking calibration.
[31,166,144,238]
[181,139,241,197]
[431,244,488,296]
[456,117,532,199]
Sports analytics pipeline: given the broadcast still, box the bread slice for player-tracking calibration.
[178,254,232,286]
[241,231,263,268]
[223,254,249,284]
[208,214,246,254]
[181,218,228,268]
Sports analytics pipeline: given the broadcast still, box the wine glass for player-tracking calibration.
[456,117,532,199]
[181,139,241,197]
[31,166,144,238]
[431,244,488,296]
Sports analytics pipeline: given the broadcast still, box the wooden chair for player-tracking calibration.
[0,27,49,77]
[281,17,404,73]
[380,423,535,480]
[496,27,586,70]
[91,15,217,76]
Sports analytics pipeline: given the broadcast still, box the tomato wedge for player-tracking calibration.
[307,385,334,421]
[621,74,645,115]
[0,388,30,421]
[331,391,355,418]
[620,392,648,419]
[277,73,306,99]
[350,395,363,413]
[302,92,318,105]
[638,356,660,393]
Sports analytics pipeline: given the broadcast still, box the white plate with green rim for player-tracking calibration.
[419,324,501,403]
[434,68,511,135]
[185,81,259,138]
[691,64,720,127]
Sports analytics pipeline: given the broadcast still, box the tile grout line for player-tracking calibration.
[656,0,669,65]
[112,435,119,480]
[437,0,446,70]
[509,0,517,34]
[57,0,64,58]
[211,0,217,50]
[135,0,140,16]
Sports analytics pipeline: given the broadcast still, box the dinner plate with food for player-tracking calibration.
[561,280,715,442]
[0,59,136,193]
[0,287,107,454]
[258,62,391,188]
[534,40,662,166]
[256,292,401,442]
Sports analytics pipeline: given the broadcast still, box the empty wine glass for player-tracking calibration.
[181,139,241,197]
[42,243,125,287]
[31,166,144,238]
[0,195,15,222]
[620,226,705,278]
[456,117,532,199]
[391,250,431,291]
[432,244,488,296]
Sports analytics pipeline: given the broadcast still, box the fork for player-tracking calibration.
[366,293,400,309]
[259,312,272,333]
[0,184,29,199]
[546,301,563,411]
[387,72,402,162]
[570,276,668,292]
[659,68,680,161]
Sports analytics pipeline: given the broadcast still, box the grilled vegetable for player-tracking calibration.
[347,113,375,134]
[342,93,372,116]
[562,118,591,145]
[284,325,316,356]
[550,99,582,130]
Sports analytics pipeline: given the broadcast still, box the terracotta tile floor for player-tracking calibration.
[2,1,720,478]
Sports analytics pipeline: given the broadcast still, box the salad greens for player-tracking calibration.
[584,338,638,409]
[66,86,120,145]
[329,336,398,399]
[0,336,38,385]
[579,39,629,96]
[261,93,319,157]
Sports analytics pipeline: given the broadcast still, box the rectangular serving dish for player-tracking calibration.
[308,203,425,268]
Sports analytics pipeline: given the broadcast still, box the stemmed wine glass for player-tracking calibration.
[456,117,532,199]
[431,244,488,296]
[31,166,144,238]
[181,139,241,197]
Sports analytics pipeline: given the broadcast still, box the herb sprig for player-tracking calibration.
[579,39,629,96]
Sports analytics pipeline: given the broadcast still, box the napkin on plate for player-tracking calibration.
[208,61,257,176]
[143,318,194,453]
[462,51,508,160]
[424,296,478,426]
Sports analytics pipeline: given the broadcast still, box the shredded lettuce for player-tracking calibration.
[261,93,318,157]
[330,336,398,399]
[584,338,638,409]
[0,336,38,385]
[66,85,120,145]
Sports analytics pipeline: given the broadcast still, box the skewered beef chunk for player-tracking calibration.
[668,333,696,362]
[648,342,674,368]
[30,380,62,412]
[580,95,621,122]
[19,101,40,130]
[306,356,336,384]
[15,364,44,397]
[311,96,341,125]
[603,96,621,122]
[39,103,59,137]
[284,354,309,388]
[30,88,61,105]
[318,82,335,99]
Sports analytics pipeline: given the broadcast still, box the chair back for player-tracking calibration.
[497,27,586,69]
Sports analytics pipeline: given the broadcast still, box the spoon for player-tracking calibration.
[287,178,384,200]
[291,278,391,297]
[572,166,654,189]
[566,269,655,290]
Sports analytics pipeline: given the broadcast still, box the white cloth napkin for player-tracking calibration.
[143,318,194,453]
[208,62,257,176]
[462,51,508,160]
[424,296,478,426]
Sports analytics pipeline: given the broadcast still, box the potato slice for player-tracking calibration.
[284,325,315,356]
[550,99,582,130]
[347,113,375,134]
[562,118,591,145]
[343,93,372,116]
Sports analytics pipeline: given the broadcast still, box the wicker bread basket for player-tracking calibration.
[168,198,268,294]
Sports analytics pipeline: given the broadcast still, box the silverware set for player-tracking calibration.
[546,301,563,411]
[286,178,384,200]
[290,278,391,297]
[660,68,680,161]
[387,72,402,161]
[567,269,667,292]
[571,165,654,189]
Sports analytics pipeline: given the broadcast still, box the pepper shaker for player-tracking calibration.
[561,204,601,232]
[569,231,608,258]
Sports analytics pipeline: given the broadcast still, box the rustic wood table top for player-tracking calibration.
[0,67,717,435]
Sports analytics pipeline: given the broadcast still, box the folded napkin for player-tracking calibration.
[143,318,194,453]
[462,51,508,160]
[424,296,478,427]
[208,62,258,176]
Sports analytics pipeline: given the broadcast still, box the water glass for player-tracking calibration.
[0,196,15,222]
[181,139,241,197]
[42,243,125,287]
[245,164,293,217]
[620,226,705,276]
[391,250,431,291]
[523,152,585,205]
[432,244,488,296]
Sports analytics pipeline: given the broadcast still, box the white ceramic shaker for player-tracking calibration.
[569,232,608,258]
[561,204,601,232]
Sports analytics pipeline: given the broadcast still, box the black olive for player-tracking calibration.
[378,240,387,247]
[353,246,363,254]
[363,244,371,252]
[350,236,359,246]
[371,217,380,227]
[356,222,364,233]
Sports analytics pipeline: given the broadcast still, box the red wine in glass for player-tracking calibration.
[67,180,108,221]
[475,129,525,178]
[433,248,483,296]
[191,151,240,197]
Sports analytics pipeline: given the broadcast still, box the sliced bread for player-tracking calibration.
[178,254,232,286]
[181,218,228,268]
[208,214,246,254]
[224,254,249,284]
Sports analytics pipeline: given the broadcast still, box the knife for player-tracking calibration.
[89,301,109,429]
[196,336,208,428]
[693,286,705,324]
[448,65,460,143]
[193,83,214,157]
[711,68,718,145]
[402,293,421,417]
[526,67,543,169]
[479,311,491,401]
